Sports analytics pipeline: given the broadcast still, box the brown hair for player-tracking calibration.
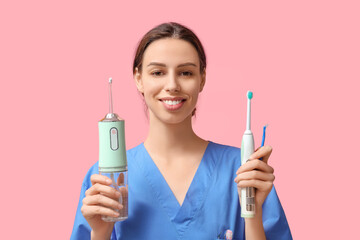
[133,22,206,74]
[132,22,207,117]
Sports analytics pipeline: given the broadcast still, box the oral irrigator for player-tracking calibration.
[241,91,256,218]
[98,77,128,222]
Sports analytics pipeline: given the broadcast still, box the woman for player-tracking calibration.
[71,22,292,240]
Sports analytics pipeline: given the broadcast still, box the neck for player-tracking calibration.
[144,111,202,156]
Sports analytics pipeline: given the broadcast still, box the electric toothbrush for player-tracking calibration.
[240,91,255,218]
[98,77,128,222]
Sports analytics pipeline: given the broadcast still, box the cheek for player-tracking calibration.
[143,80,162,96]
[185,83,201,98]
[142,82,164,108]
[191,93,200,105]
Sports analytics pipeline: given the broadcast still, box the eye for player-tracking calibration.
[180,71,193,76]
[151,71,163,76]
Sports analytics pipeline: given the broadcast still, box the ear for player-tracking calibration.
[134,67,144,93]
[199,69,206,92]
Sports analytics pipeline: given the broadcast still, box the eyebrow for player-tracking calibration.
[146,62,197,68]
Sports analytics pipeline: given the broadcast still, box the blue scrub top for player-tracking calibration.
[71,141,292,239]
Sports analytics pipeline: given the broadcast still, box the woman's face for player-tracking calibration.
[134,38,206,124]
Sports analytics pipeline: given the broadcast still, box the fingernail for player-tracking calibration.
[106,179,112,184]
[115,191,121,197]
[118,204,123,210]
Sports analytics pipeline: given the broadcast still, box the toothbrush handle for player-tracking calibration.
[241,131,256,218]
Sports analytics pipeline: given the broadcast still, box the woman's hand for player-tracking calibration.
[234,145,275,208]
[81,174,123,239]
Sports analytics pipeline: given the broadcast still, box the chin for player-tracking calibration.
[152,111,193,125]
[162,115,192,125]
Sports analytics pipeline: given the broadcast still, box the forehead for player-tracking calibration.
[142,38,199,66]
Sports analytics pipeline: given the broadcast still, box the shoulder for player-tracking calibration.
[208,141,241,168]
[208,140,240,158]
[126,142,144,159]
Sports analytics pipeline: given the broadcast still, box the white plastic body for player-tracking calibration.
[241,130,255,218]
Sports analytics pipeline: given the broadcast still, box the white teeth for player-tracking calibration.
[163,100,182,105]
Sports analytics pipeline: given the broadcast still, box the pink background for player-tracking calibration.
[1,0,359,239]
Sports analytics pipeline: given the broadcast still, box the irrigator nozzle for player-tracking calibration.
[109,77,113,114]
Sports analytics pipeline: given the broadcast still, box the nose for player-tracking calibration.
[164,71,180,93]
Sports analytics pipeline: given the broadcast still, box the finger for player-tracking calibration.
[234,170,275,183]
[81,205,120,218]
[236,159,274,175]
[249,145,273,163]
[90,174,112,186]
[85,183,121,200]
[117,173,125,186]
[119,187,128,198]
[83,194,123,210]
[236,179,273,192]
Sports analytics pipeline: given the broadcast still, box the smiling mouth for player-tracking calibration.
[159,98,186,111]
[160,99,186,105]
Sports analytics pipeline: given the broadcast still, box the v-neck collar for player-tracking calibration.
[137,141,217,237]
